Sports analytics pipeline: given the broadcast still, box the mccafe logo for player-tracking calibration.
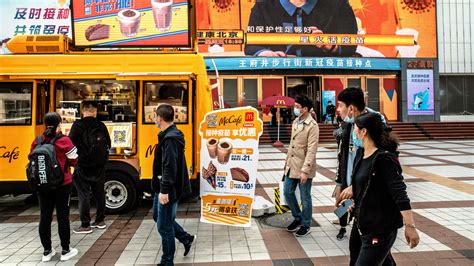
[0,146,20,163]
[219,115,242,127]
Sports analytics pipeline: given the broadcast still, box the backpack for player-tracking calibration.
[79,121,109,167]
[27,135,64,192]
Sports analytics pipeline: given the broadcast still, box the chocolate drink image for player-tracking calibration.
[151,0,173,32]
[217,141,232,164]
[206,138,218,159]
[118,9,141,37]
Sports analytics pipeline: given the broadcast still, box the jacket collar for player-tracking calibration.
[280,0,318,16]
[294,113,315,125]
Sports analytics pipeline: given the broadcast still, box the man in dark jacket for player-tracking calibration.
[152,104,195,266]
[244,0,358,57]
[69,101,111,234]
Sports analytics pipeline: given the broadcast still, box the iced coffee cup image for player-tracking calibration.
[206,138,219,159]
[118,9,141,37]
[151,0,173,32]
[217,140,233,164]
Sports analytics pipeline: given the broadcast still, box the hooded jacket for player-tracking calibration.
[353,148,411,235]
[152,124,191,202]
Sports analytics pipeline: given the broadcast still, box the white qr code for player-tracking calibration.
[238,204,249,217]
[114,130,127,144]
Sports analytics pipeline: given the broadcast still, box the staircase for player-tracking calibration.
[260,122,474,144]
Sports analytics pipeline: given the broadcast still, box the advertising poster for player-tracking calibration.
[0,0,72,54]
[407,69,434,116]
[199,107,263,227]
[196,0,437,58]
[322,90,336,118]
[71,0,190,47]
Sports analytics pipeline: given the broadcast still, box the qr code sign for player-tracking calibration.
[238,204,249,217]
[114,130,127,145]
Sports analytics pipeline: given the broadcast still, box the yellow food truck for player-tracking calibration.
[0,34,213,213]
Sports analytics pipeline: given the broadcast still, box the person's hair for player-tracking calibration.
[328,100,332,103]
[355,112,399,153]
[337,87,365,111]
[295,95,313,111]
[44,112,62,138]
[156,104,174,122]
[82,101,98,112]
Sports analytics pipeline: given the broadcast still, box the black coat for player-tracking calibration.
[244,0,358,57]
[353,149,411,235]
[335,121,352,189]
[152,124,191,202]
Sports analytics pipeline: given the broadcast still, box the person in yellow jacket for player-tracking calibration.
[283,95,319,237]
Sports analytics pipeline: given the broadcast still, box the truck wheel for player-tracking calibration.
[104,171,136,214]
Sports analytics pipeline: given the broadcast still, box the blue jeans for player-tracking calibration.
[153,194,190,266]
[283,175,313,227]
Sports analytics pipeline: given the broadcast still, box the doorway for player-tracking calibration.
[286,77,322,122]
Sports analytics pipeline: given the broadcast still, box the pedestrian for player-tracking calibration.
[326,100,336,124]
[285,107,293,124]
[270,107,277,127]
[334,87,388,242]
[280,108,287,124]
[343,112,420,265]
[29,112,79,262]
[152,104,196,266]
[283,96,319,237]
[69,101,111,234]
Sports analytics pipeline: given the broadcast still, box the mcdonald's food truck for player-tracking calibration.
[0,0,213,213]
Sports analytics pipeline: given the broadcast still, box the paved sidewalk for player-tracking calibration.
[0,140,472,265]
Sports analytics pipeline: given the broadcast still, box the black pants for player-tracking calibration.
[74,168,106,228]
[340,212,348,227]
[38,184,72,251]
[349,226,397,266]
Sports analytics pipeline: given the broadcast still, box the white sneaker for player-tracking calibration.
[42,248,56,262]
[60,248,78,261]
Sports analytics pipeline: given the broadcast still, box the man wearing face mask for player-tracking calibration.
[283,95,319,237]
[152,104,195,266]
[333,87,393,265]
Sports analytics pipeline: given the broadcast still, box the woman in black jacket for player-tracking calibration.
[343,112,420,265]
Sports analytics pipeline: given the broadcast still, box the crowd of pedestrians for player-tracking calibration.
[26,87,420,265]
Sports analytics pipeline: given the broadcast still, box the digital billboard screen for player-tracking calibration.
[71,0,190,47]
[196,0,437,58]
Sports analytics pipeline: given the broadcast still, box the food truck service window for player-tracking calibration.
[0,83,32,125]
[143,81,189,124]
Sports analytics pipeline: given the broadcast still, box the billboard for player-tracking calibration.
[407,69,434,116]
[0,0,72,54]
[196,0,437,58]
[71,0,190,47]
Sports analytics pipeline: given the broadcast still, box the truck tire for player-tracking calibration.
[104,171,136,214]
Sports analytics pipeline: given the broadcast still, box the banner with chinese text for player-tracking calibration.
[71,0,190,47]
[407,69,434,116]
[0,0,71,54]
[196,0,437,58]
[199,107,263,227]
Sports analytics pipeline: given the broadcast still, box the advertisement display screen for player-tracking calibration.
[71,0,190,47]
[196,0,437,58]
[0,0,72,54]
[407,69,434,116]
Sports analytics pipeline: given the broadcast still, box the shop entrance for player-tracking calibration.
[286,77,322,122]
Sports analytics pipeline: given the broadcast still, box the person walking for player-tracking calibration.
[69,101,111,234]
[343,112,420,265]
[283,96,319,237]
[326,100,336,124]
[152,104,196,266]
[29,112,79,262]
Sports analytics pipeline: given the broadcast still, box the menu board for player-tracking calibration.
[71,0,190,47]
[199,107,263,227]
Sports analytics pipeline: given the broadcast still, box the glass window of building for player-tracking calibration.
[0,82,32,125]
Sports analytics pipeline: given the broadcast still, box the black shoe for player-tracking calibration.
[183,235,196,256]
[336,228,346,240]
[295,226,311,237]
[287,220,301,232]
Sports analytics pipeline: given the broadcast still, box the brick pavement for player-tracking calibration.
[0,140,472,265]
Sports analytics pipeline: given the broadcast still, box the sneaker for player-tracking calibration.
[332,219,340,225]
[60,248,78,261]
[336,228,346,240]
[295,226,311,237]
[183,235,197,256]
[73,226,92,234]
[91,221,106,229]
[42,248,56,262]
[286,219,301,232]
